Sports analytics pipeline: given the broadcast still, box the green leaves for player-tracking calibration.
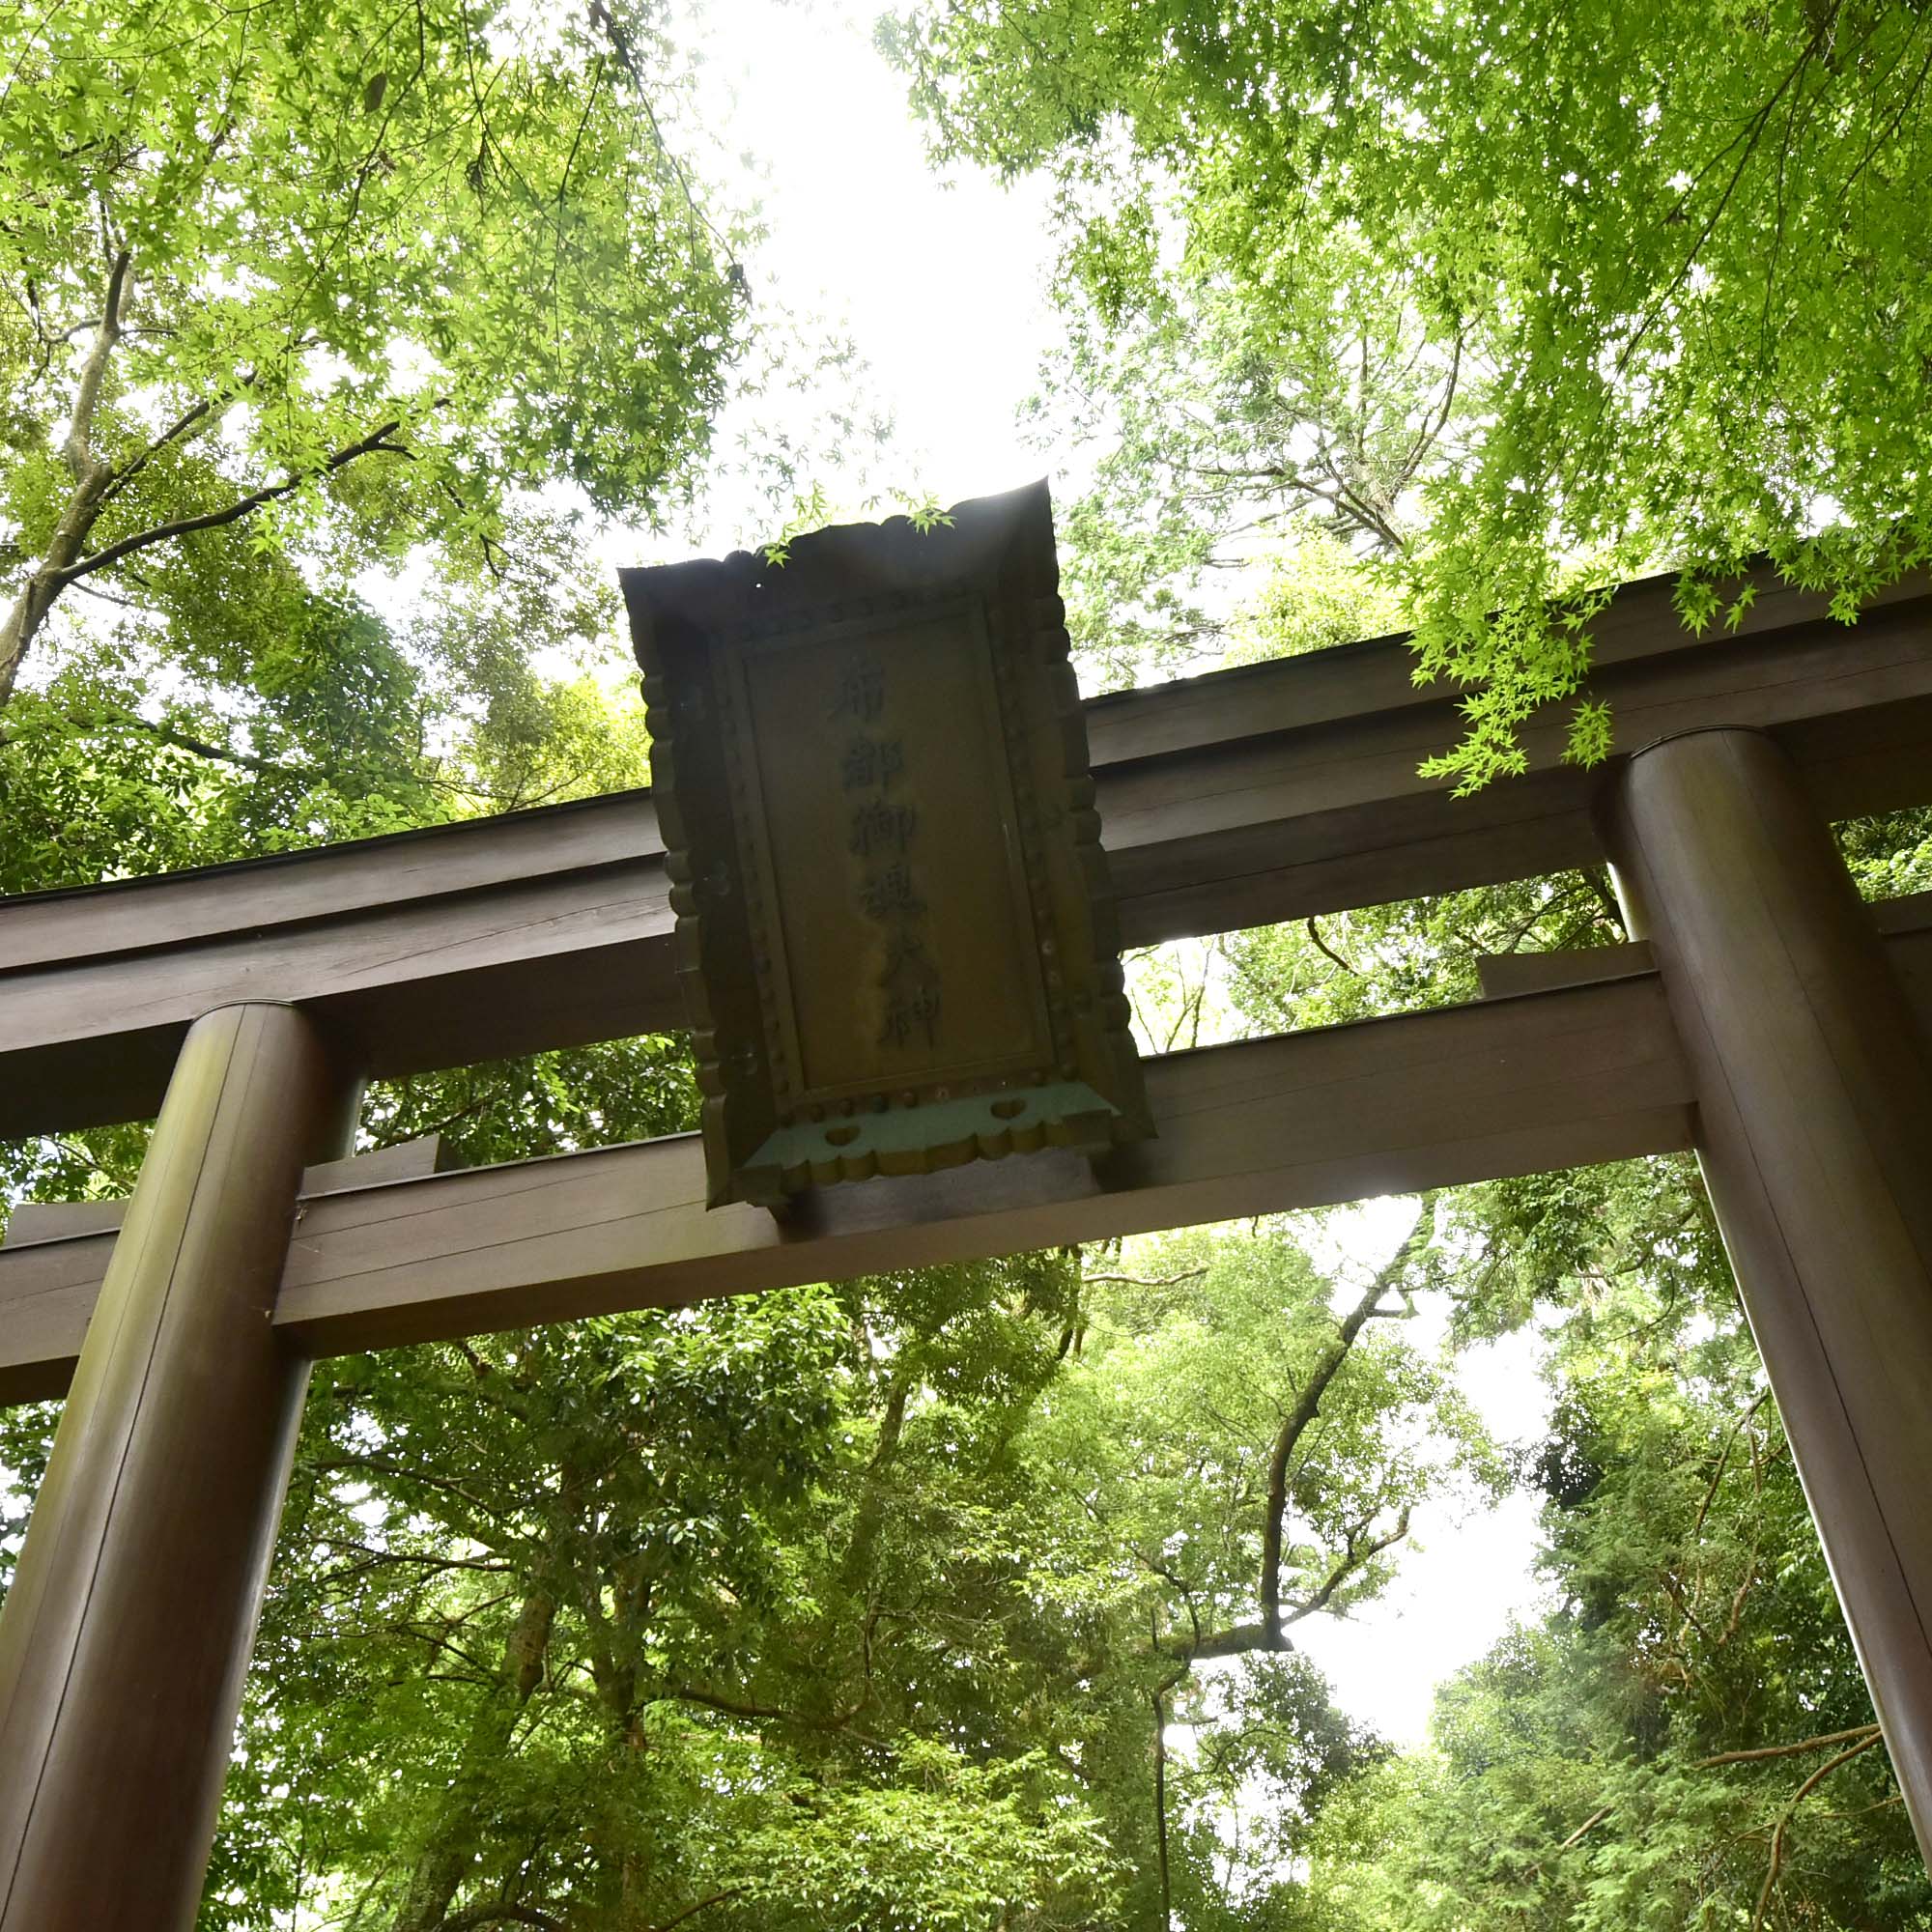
[893,0,1932,778]
[0,0,745,709]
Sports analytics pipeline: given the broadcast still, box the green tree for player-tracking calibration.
[195,1247,1132,1930]
[889,0,1932,782]
[1285,1178,1930,1928]
[1017,185,1452,686]
[1023,1209,1499,1926]
[0,0,743,708]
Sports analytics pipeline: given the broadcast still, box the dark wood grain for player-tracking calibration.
[1475,940,1657,1000]
[1602,734,1932,1863]
[0,1005,350,1931]
[5,571,1932,1140]
[17,903,1926,1403]
[2,1133,450,1248]
[0,965,1693,1397]
[271,969,1693,1354]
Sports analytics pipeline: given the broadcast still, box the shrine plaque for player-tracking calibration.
[621,482,1151,1208]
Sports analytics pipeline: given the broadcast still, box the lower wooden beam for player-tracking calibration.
[1,1134,451,1249]
[13,905,1929,1404]
[0,971,1693,1398]
[1470,890,1932,1002]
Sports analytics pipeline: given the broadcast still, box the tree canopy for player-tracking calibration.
[886,0,1932,781]
[0,0,743,707]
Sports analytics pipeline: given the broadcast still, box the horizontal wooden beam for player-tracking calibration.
[5,564,1932,1139]
[1471,892,1932,1001]
[0,1134,451,1248]
[0,962,1700,1401]
[1100,597,1932,946]
[1478,941,1657,1001]
[8,902,1922,1404]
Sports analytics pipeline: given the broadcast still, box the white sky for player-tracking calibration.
[660,0,1062,555]
[665,0,1551,1750]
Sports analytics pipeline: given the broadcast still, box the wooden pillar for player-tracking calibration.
[0,1004,353,1931]
[1600,727,1932,1857]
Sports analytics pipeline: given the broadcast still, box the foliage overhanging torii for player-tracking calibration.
[884,0,1932,784]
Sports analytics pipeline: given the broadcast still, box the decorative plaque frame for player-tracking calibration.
[621,482,1151,1208]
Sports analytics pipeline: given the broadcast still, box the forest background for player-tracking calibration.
[3,0,1932,1926]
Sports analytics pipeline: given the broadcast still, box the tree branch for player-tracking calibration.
[665,1683,792,1723]
[1554,1804,1613,1855]
[53,417,410,588]
[1690,1389,1772,1540]
[0,250,132,704]
[1696,1721,1880,1770]
[1749,1729,1885,1932]
[1259,1207,1430,1642]
[61,249,131,483]
[1305,915,1360,978]
[1282,1506,1414,1627]
[95,392,219,509]
[440,1907,566,1932]
[1151,1682,1175,1931]
[649,1889,749,1932]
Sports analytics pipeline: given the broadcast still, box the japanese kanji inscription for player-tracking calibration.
[622,482,1151,1207]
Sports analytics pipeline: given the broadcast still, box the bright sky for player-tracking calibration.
[1251,1200,1550,1747]
[664,0,1061,555]
[677,0,1552,1749]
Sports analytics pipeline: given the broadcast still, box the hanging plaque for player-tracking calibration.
[622,482,1150,1208]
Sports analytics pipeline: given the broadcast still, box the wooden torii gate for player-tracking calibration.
[3,560,1932,1925]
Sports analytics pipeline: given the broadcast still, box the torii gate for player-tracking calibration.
[3,552,1932,1926]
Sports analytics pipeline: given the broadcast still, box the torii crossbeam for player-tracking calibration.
[4,561,1932,1926]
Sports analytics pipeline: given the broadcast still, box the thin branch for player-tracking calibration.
[1554,1804,1613,1855]
[650,1889,749,1932]
[65,577,148,611]
[1305,916,1360,978]
[1691,1389,1772,1540]
[666,1683,792,1723]
[96,392,219,509]
[440,1907,566,1932]
[1282,1506,1414,1627]
[94,709,306,781]
[587,0,740,272]
[53,417,409,587]
[1618,25,1831,375]
[662,1681,876,1745]
[317,1539,514,1578]
[1695,1721,1881,1770]
[1081,1268,1208,1290]
[1749,1730,1886,1932]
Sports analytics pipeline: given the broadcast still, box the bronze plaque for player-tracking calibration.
[622,482,1150,1207]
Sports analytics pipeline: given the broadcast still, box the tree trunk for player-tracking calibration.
[388,1586,555,1932]
[840,1366,912,1592]
[0,252,129,709]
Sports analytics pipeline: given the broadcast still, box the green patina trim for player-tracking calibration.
[738,1082,1122,1204]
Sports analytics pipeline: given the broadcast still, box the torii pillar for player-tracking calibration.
[1601,727,1932,1857]
[0,1004,355,1931]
